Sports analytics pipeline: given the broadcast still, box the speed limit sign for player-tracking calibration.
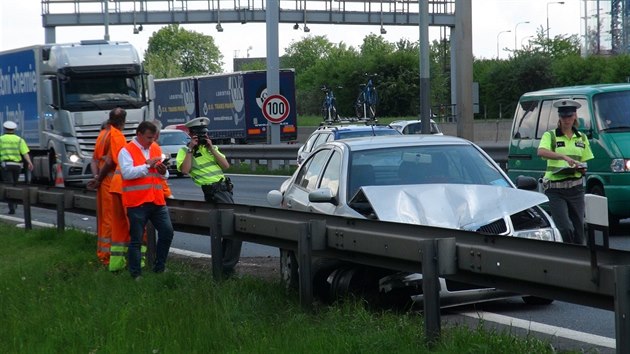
[262,94,290,123]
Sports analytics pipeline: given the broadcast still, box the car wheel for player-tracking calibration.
[279,248,342,300]
[522,296,554,305]
[279,249,299,290]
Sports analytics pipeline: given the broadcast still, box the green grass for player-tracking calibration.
[0,223,571,353]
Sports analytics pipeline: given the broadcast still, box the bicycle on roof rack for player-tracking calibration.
[321,84,341,123]
[354,73,379,119]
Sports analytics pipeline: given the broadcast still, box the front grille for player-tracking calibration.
[476,218,508,235]
[75,123,138,156]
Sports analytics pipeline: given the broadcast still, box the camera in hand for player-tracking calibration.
[196,134,208,146]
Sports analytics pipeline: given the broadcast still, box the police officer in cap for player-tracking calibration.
[176,117,241,271]
[537,99,594,244]
[0,121,34,214]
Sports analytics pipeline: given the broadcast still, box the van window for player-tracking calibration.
[536,100,555,138]
[513,100,539,139]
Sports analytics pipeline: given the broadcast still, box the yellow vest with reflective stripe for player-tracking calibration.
[0,134,27,162]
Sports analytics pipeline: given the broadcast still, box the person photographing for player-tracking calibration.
[177,117,241,272]
[537,99,594,245]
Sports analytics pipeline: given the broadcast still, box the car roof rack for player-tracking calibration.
[320,117,379,126]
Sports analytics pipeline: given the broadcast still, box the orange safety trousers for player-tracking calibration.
[108,192,148,271]
[109,192,129,272]
[96,175,113,265]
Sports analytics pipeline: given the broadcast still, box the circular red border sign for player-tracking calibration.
[262,94,290,123]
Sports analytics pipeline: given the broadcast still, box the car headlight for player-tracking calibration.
[610,159,630,172]
[512,228,557,241]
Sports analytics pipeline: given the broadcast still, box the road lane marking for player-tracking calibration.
[459,310,615,349]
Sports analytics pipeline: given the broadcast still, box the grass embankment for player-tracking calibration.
[0,223,562,353]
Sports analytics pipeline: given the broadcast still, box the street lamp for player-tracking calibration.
[546,1,565,42]
[496,30,511,58]
[521,35,534,47]
[514,21,530,50]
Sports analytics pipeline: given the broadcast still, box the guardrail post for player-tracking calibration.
[22,187,32,230]
[614,265,630,353]
[55,193,65,233]
[209,209,224,280]
[297,220,326,310]
[420,239,441,346]
[209,209,235,281]
[297,222,313,309]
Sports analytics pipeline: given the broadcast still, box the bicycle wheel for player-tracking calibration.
[367,103,377,119]
[321,101,329,121]
[355,93,366,119]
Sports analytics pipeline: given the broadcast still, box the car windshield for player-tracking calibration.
[594,90,630,130]
[337,129,399,139]
[158,131,189,146]
[347,144,510,200]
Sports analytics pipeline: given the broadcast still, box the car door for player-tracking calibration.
[308,149,343,215]
[283,148,333,211]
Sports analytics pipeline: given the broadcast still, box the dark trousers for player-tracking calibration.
[545,185,585,245]
[127,203,174,278]
[202,184,242,271]
[1,164,21,212]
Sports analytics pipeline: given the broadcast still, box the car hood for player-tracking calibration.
[352,184,548,231]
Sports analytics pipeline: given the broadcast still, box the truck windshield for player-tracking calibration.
[594,90,630,131]
[61,75,144,111]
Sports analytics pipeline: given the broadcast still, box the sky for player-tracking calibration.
[0,1,582,71]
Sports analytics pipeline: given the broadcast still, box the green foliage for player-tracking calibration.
[0,223,561,353]
[144,24,223,78]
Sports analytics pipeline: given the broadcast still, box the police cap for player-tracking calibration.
[185,117,210,133]
[3,121,17,130]
[552,99,581,117]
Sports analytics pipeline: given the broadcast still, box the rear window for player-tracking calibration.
[337,129,399,139]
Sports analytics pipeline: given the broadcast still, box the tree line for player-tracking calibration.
[144,24,630,120]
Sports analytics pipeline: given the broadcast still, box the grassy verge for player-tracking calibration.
[0,223,567,353]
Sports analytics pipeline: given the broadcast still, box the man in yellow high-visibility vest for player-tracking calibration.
[0,121,33,214]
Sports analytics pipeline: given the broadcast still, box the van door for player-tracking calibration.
[507,99,544,181]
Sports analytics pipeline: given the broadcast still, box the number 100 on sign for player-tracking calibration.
[263,94,290,123]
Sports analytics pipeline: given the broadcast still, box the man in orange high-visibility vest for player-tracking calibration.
[118,121,174,279]
[87,121,113,265]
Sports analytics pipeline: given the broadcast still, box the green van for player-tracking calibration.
[507,84,630,226]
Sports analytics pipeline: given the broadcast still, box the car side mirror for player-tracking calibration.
[309,188,337,205]
[266,190,283,207]
[515,175,539,191]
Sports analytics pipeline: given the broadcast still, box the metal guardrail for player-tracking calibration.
[219,142,509,170]
[0,182,628,351]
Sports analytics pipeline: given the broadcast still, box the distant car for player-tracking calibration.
[297,124,401,165]
[158,129,190,177]
[268,135,560,307]
[389,119,443,135]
